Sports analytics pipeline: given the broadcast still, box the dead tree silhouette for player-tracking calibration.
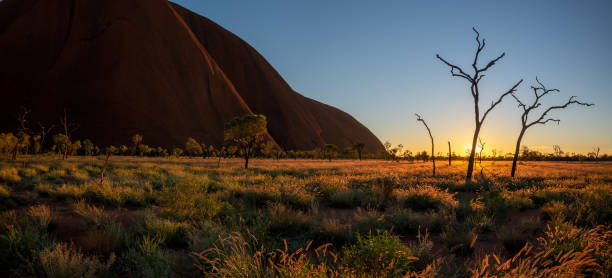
[510,77,593,177]
[448,141,451,166]
[478,137,486,165]
[436,28,523,182]
[416,114,435,176]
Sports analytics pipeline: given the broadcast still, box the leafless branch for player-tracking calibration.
[481,79,523,122]
[435,54,473,82]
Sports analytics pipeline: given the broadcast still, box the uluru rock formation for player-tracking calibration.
[0,0,384,152]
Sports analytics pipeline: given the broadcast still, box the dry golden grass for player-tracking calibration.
[0,156,610,277]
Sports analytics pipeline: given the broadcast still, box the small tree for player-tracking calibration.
[172,147,183,158]
[353,143,365,161]
[131,134,143,155]
[553,145,564,159]
[83,139,94,156]
[415,114,435,176]
[509,77,593,177]
[53,134,70,159]
[478,138,486,165]
[119,145,128,155]
[71,140,82,156]
[437,28,523,182]
[323,144,338,162]
[224,114,268,169]
[185,137,203,157]
[37,123,54,155]
[58,108,78,160]
[593,147,600,162]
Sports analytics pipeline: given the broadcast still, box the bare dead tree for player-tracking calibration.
[448,141,451,166]
[509,77,593,177]
[59,108,79,160]
[478,137,486,165]
[37,123,55,155]
[436,28,523,182]
[12,107,32,160]
[593,147,600,162]
[416,113,435,176]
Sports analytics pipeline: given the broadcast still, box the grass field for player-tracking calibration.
[1,157,611,277]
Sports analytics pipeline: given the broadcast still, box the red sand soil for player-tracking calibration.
[0,0,384,152]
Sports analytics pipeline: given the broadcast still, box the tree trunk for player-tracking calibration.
[358,151,362,161]
[244,156,249,169]
[466,125,481,182]
[511,129,525,177]
[448,141,451,166]
[217,157,221,168]
[431,141,436,177]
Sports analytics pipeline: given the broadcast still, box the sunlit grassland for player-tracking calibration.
[1,156,611,277]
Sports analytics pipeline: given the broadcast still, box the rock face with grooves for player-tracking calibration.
[0,0,383,152]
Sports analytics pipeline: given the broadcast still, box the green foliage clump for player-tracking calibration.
[342,230,416,277]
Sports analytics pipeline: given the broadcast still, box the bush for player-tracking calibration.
[0,184,10,198]
[329,188,367,208]
[342,230,416,277]
[541,201,567,224]
[396,186,457,213]
[39,242,112,278]
[0,167,21,183]
[74,200,115,228]
[116,235,173,278]
[27,204,54,232]
[267,203,312,237]
[0,226,50,276]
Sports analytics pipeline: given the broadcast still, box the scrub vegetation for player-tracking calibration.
[1,157,611,277]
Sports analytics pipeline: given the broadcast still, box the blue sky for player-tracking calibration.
[173,0,612,155]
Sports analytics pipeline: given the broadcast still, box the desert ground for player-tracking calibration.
[1,157,610,277]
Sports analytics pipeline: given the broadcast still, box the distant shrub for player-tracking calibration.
[0,167,21,183]
[342,230,416,277]
[0,184,10,198]
[329,188,367,208]
[396,185,458,213]
[387,208,444,234]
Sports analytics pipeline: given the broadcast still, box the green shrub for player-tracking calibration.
[116,235,173,278]
[541,201,567,224]
[0,226,50,276]
[342,230,416,277]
